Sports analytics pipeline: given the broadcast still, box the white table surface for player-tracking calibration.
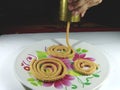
[0,32,120,90]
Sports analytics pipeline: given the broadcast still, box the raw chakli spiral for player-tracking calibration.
[47,45,75,58]
[30,58,67,82]
[73,59,98,75]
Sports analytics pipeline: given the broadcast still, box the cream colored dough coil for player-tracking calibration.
[73,59,98,75]
[30,58,67,82]
[47,45,75,58]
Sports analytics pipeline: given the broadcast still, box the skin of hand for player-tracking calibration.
[68,0,102,17]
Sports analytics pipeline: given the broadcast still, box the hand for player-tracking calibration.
[68,0,102,17]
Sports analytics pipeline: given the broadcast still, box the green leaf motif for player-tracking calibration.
[30,82,38,86]
[37,80,43,86]
[36,51,48,59]
[86,77,93,82]
[68,70,82,76]
[27,78,35,82]
[76,48,81,54]
[92,74,100,77]
[76,48,88,54]
[72,84,77,89]
[27,78,43,86]
[81,49,88,53]
[86,78,89,83]
[84,82,91,85]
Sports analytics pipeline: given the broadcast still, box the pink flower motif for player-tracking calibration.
[73,53,95,61]
[21,63,24,66]
[26,54,37,62]
[61,59,72,70]
[43,75,74,89]
[24,66,30,71]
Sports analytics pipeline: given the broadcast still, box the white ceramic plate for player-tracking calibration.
[14,39,110,90]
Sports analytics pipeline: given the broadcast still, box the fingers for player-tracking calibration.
[68,0,102,17]
[74,4,88,17]
[68,0,102,9]
[68,0,86,10]
[87,0,102,8]
[81,9,87,17]
[68,0,88,10]
[68,0,77,3]
[68,0,89,17]
[68,0,73,3]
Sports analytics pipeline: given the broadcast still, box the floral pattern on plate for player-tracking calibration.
[21,47,101,90]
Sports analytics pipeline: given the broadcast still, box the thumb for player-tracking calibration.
[81,10,87,17]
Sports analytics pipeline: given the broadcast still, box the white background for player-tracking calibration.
[0,32,120,90]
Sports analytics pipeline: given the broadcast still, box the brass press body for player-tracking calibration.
[59,0,80,22]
